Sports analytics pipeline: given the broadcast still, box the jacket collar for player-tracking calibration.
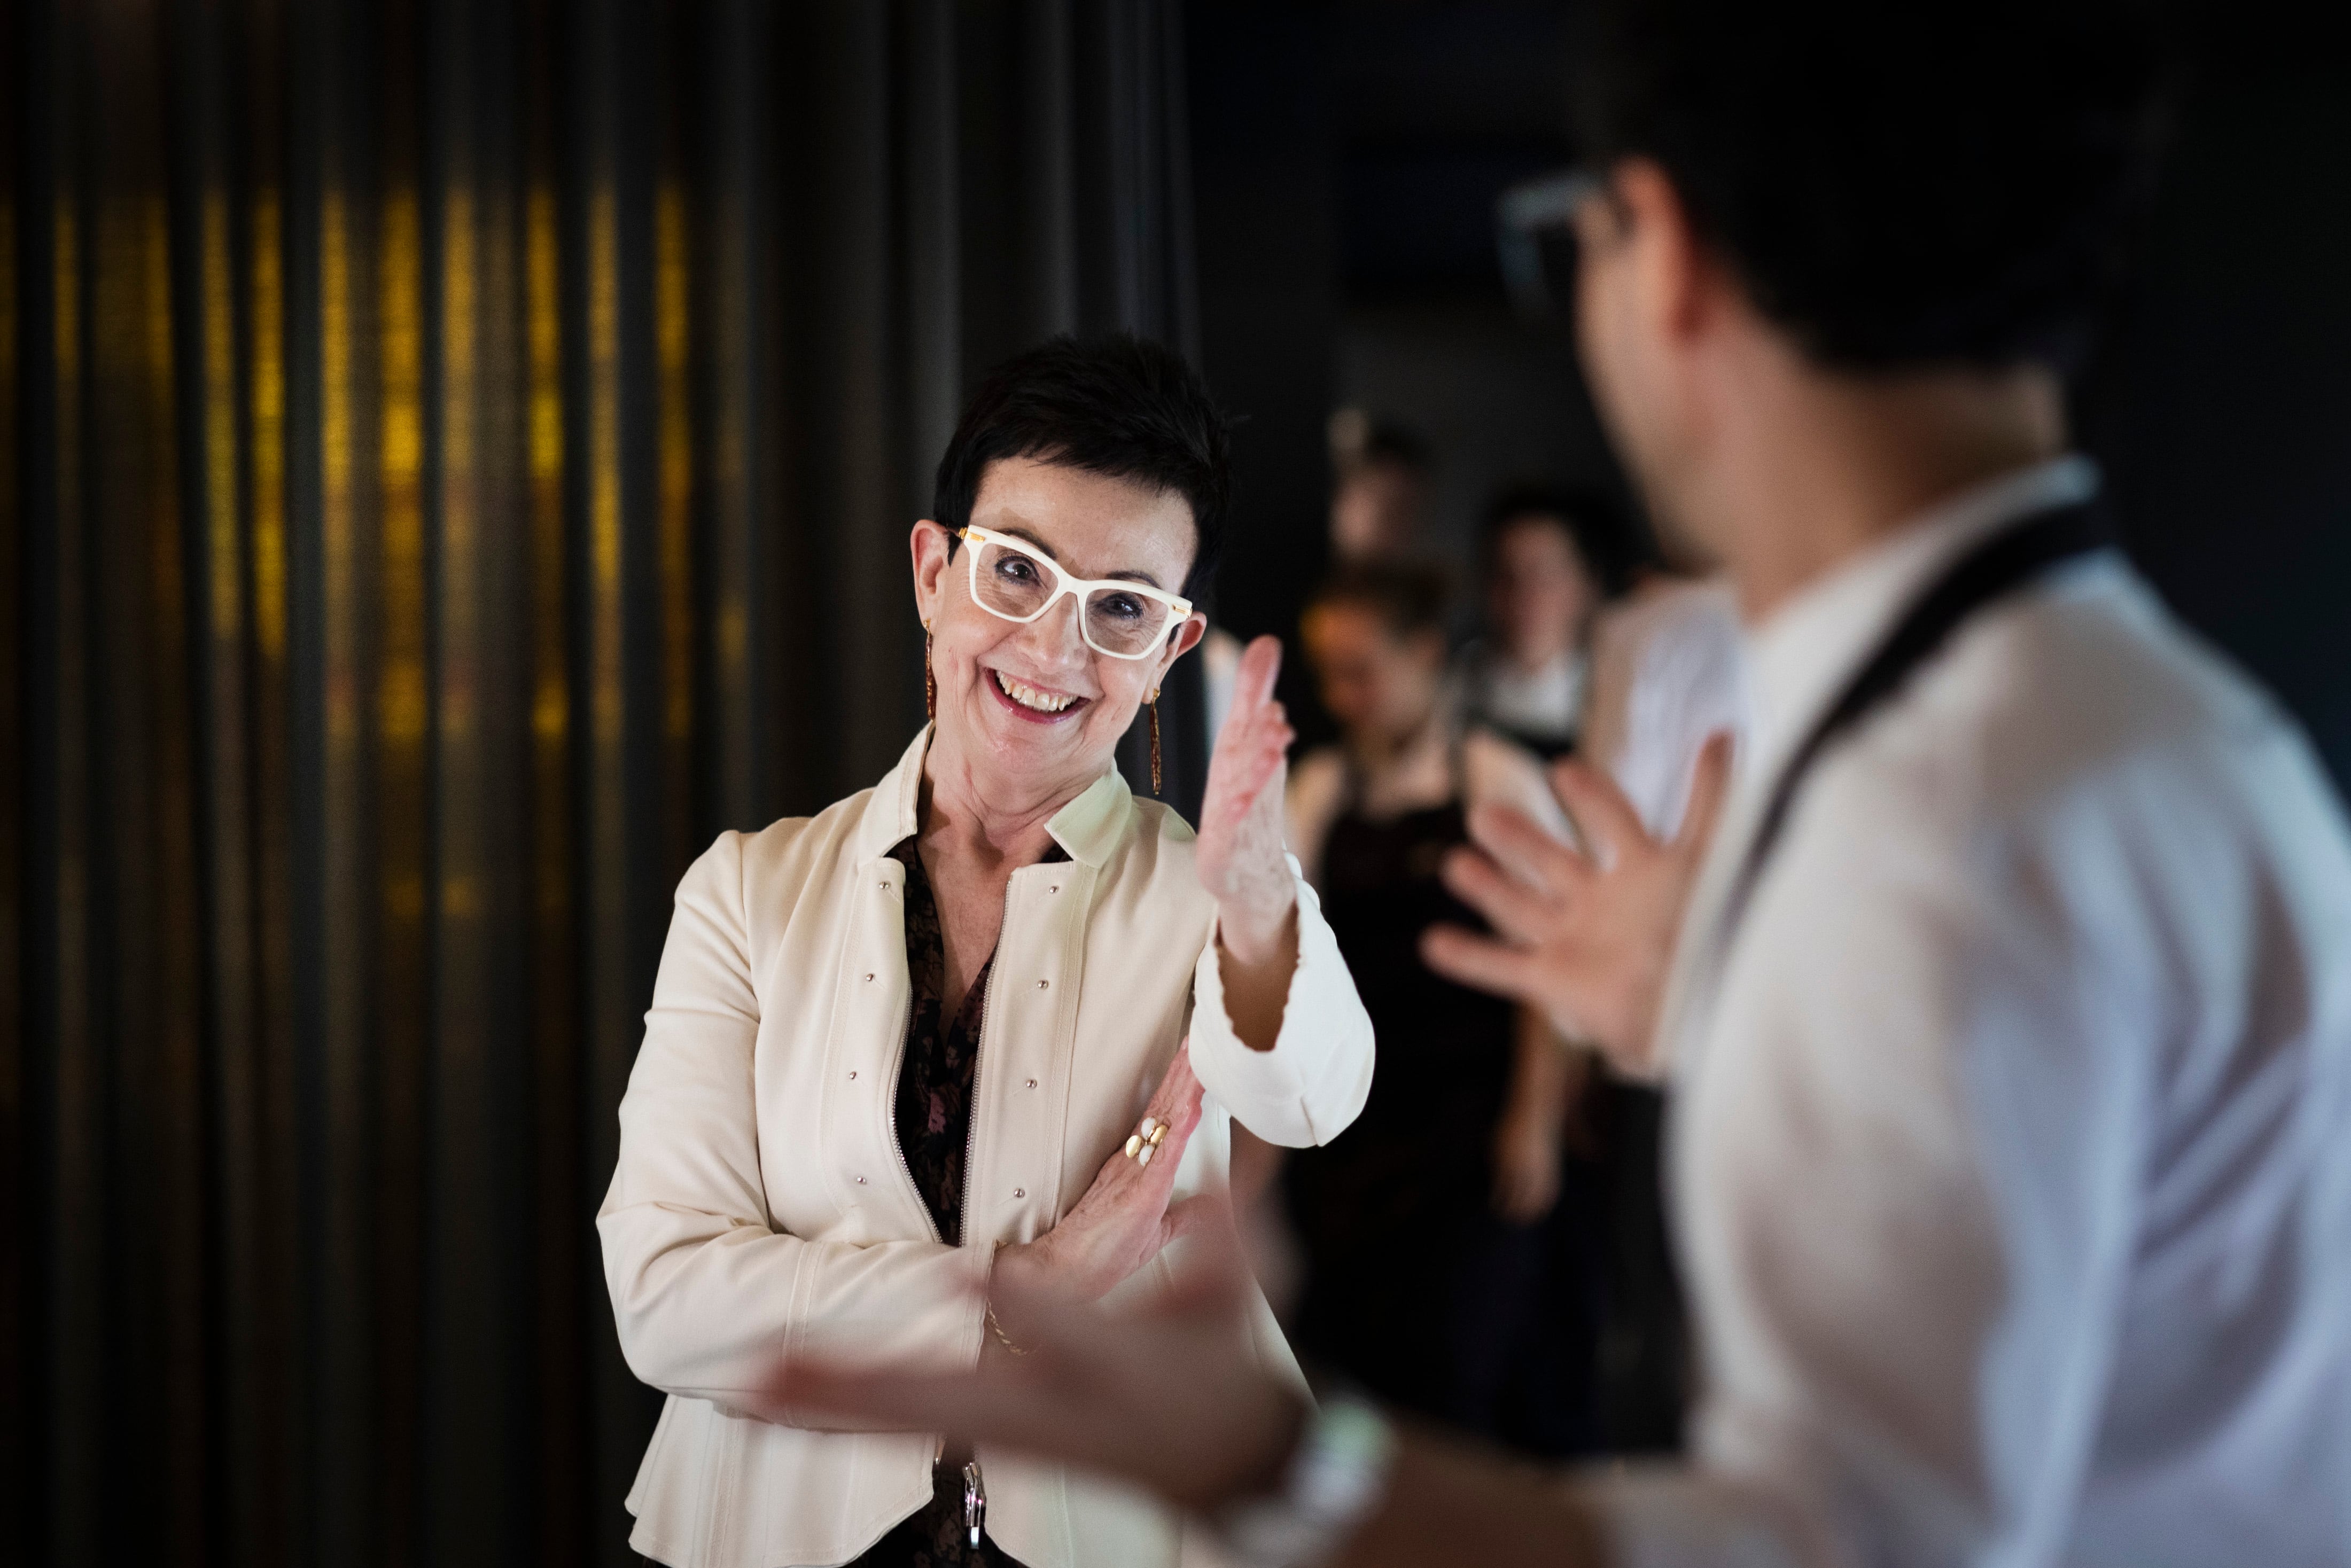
[853,727,1136,870]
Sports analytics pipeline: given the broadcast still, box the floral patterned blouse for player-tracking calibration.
[851,837,1065,1568]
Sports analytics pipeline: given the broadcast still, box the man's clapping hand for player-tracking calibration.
[1421,734,1733,1079]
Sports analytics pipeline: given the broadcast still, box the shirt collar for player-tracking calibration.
[1742,454,2101,780]
[853,725,1135,869]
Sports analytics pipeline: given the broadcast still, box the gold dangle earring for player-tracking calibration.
[1147,688,1162,795]
[923,622,937,722]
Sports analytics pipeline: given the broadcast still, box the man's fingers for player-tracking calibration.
[784,1362,1076,1455]
[1463,802,1590,895]
[1549,757,1654,865]
[1420,924,1545,1004]
[1439,846,1558,943]
[1673,730,1737,857]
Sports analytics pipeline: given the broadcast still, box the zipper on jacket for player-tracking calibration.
[962,1458,987,1547]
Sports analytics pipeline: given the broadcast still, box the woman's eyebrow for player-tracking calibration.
[996,525,1166,591]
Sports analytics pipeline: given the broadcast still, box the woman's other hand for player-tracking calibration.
[1195,636,1298,963]
[992,1044,1218,1327]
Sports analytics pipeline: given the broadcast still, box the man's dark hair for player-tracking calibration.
[1571,0,2174,370]
[1305,561,1454,643]
[933,334,1233,597]
[1480,483,1648,599]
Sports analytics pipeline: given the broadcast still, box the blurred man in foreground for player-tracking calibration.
[783,2,2351,1564]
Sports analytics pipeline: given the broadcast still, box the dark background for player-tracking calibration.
[1189,0,2351,784]
[9,3,2351,1566]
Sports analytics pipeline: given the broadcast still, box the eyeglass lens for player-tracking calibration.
[972,539,1172,658]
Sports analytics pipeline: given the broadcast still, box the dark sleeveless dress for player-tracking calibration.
[1282,776,1599,1451]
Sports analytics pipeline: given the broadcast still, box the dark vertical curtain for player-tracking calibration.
[5,2,1203,1564]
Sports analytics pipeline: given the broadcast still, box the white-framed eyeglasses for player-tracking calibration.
[954,525,1195,661]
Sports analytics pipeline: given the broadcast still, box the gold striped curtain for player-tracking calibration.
[3,1,1202,1563]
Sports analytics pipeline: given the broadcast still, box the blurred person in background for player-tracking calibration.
[1206,415,1433,754]
[1459,485,1643,759]
[783,3,2351,1567]
[598,334,1374,1568]
[1275,564,1600,1456]
[1328,414,1437,566]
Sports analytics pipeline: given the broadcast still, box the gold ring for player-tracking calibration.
[1147,1124,1167,1146]
[1124,1134,1143,1159]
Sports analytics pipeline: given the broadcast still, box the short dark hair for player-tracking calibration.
[933,334,1234,598]
[1480,483,1647,599]
[1305,561,1453,643]
[1571,0,2174,370]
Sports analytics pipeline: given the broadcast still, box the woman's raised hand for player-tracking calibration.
[992,1043,1217,1313]
[1194,636,1299,965]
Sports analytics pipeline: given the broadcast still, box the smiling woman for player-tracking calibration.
[596,336,1377,1568]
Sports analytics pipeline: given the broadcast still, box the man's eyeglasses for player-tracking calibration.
[1497,167,1605,324]
[954,526,1194,661]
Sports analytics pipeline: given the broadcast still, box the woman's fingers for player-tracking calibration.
[1216,719,1290,815]
[1160,1191,1225,1251]
[1228,635,1283,726]
[1142,1041,1204,1128]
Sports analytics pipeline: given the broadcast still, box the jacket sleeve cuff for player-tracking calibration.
[1189,861,1375,1149]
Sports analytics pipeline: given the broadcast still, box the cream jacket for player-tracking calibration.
[599,730,1376,1568]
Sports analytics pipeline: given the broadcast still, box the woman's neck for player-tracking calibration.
[1351,695,1446,775]
[920,733,1085,867]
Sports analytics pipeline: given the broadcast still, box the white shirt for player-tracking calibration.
[1591,458,2351,1567]
[1463,645,1590,751]
[1584,578,1753,836]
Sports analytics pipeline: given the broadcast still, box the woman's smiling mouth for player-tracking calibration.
[987,667,1091,723]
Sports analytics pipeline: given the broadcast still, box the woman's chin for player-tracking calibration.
[941,692,1112,784]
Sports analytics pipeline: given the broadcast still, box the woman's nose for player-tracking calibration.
[1013,593,1091,668]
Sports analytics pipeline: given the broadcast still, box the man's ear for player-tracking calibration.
[1613,158,1721,347]
[910,519,952,625]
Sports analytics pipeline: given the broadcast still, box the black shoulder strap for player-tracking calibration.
[1716,500,2111,943]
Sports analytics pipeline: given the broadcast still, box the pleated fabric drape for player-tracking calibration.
[3,2,1203,1564]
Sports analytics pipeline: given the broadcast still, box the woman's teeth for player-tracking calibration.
[995,672,1080,713]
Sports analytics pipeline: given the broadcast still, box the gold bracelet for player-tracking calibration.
[985,1302,1030,1357]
